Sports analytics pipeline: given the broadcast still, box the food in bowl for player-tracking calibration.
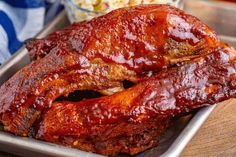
[64,0,179,22]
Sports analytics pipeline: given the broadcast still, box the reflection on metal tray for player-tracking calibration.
[0,6,235,157]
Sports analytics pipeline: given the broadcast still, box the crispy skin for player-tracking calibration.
[0,51,137,136]
[0,5,219,136]
[36,47,236,156]
[27,4,218,68]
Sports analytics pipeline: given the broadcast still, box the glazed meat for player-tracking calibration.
[36,46,236,156]
[0,5,219,136]
[27,4,218,65]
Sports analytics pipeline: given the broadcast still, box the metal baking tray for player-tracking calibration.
[0,4,235,156]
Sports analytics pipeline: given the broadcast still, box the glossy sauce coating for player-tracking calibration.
[0,5,220,136]
[27,5,218,73]
[36,47,236,156]
[0,51,136,135]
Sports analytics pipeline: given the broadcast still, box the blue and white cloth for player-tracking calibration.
[0,0,62,65]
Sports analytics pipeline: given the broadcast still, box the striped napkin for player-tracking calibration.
[0,0,62,65]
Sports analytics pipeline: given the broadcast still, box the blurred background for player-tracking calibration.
[0,0,63,64]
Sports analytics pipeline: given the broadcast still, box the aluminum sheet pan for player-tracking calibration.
[0,5,235,157]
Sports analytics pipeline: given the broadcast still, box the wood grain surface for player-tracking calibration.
[181,98,236,157]
[0,99,235,157]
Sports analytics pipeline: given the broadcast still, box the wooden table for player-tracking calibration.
[0,99,235,157]
[181,99,236,157]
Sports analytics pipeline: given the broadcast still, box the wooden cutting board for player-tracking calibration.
[181,98,236,157]
[0,99,235,157]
